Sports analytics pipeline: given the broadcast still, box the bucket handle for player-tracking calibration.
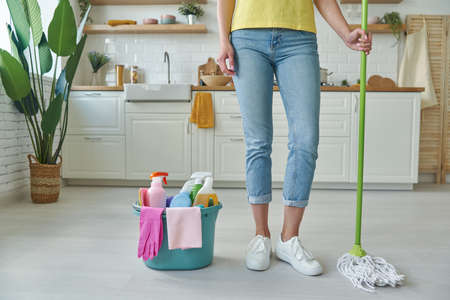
[27,154,63,166]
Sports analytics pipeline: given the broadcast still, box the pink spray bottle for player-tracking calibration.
[148,172,168,208]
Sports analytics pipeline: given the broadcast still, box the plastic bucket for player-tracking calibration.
[133,203,222,270]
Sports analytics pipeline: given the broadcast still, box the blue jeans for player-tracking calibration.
[230,28,321,208]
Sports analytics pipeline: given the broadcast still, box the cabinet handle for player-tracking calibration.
[84,137,102,141]
[354,95,359,113]
[230,92,237,95]
[229,115,242,119]
[83,92,102,96]
[230,137,244,142]
[186,118,190,134]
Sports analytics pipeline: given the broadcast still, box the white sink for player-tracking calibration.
[124,83,191,101]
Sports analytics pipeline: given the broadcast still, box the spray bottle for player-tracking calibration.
[189,172,212,202]
[148,172,168,208]
[170,179,195,207]
[193,176,219,207]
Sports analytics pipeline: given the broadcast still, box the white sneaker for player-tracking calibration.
[275,235,323,276]
[245,235,272,271]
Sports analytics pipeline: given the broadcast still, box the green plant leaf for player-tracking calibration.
[41,93,64,134]
[65,34,87,84]
[48,0,77,57]
[7,24,30,77]
[13,89,39,116]
[55,70,67,100]
[24,0,43,46]
[0,49,31,101]
[6,0,30,49]
[77,4,91,43]
[7,26,20,61]
[38,34,52,74]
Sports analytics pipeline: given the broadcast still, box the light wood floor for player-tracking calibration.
[0,184,449,299]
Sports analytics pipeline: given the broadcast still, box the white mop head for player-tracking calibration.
[337,253,405,292]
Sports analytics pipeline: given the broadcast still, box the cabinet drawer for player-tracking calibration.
[215,114,289,137]
[214,91,351,115]
[62,135,125,179]
[214,136,246,181]
[320,114,350,137]
[68,92,124,135]
[314,137,350,182]
[215,92,285,114]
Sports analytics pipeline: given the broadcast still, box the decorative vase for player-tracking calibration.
[28,154,62,204]
[91,71,101,86]
[187,14,197,25]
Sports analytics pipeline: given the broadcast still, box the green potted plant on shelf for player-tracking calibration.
[0,0,91,203]
[178,1,205,25]
[380,11,403,41]
[88,51,110,86]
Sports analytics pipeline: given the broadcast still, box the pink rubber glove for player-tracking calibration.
[138,207,164,261]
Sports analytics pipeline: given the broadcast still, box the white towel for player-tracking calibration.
[398,20,437,109]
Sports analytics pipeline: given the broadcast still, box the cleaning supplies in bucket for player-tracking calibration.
[170,179,196,207]
[166,207,202,250]
[148,172,168,208]
[190,172,212,202]
[194,176,219,208]
[138,207,164,261]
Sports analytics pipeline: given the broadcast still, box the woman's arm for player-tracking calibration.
[313,0,372,55]
[217,0,236,75]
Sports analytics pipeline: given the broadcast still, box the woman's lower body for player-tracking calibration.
[230,28,322,274]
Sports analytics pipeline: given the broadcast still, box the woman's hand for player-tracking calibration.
[217,41,235,75]
[345,28,372,55]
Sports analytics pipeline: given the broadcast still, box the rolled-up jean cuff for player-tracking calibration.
[283,198,309,208]
[248,193,272,205]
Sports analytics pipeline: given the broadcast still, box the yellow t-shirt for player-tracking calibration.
[231,0,317,34]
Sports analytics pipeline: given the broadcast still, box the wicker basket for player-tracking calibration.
[28,154,62,204]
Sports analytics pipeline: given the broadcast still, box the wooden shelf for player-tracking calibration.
[72,86,124,91]
[349,24,406,33]
[84,24,207,34]
[192,86,424,92]
[341,0,402,3]
[90,0,207,4]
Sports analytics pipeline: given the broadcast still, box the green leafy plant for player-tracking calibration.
[380,12,403,41]
[0,0,91,164]
[178,1,205,17]
[88,51,110,73]
[341,79,349,87]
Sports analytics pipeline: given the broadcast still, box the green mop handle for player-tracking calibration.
[355,0,369,247]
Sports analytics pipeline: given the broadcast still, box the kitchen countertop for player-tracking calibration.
[71,85,425,92]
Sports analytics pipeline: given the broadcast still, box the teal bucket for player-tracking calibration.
[133,203,222,270]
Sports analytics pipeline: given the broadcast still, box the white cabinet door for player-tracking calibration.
[272,137,350,183]
[126,114,191,180]
[214,136,246,181]
[68,91,124,135]
[62,135,125,179]
[350,93,421,183]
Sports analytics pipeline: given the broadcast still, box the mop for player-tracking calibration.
[336,0,405,292]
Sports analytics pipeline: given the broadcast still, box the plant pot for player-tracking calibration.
[187,14,197,25]
[28,154,62,204]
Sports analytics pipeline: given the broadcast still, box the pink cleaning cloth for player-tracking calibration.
[166,207,202,250]
[138,207,164,261]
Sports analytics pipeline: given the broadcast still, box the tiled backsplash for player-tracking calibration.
[74,1,413,86]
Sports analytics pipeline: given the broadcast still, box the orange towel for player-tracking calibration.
[190,92,214,128]
[107,20,137,26]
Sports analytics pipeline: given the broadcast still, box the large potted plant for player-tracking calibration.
[0,0,90,203]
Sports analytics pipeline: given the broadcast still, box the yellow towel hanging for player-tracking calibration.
[190,92,214,128]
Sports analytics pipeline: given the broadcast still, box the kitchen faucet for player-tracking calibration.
[163,51,171,84]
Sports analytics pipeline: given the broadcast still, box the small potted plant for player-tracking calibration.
[178,1,205,25]
[88,51,110,86]
[380,12,403,41]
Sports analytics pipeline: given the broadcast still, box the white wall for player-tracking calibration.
[74,0,450,86]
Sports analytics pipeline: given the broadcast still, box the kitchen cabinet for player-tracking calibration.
[62,91,126,179]
[62,135,125,179]
[350,92,421,184]
[126,113,192,180]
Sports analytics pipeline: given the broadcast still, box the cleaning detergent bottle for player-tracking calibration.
[189,172,212,202]
[148,172,168,208]
[170,179,195,207]
[193,176,219,208]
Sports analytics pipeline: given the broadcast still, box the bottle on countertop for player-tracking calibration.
[193,176,219,208]
[148,172,168,208]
